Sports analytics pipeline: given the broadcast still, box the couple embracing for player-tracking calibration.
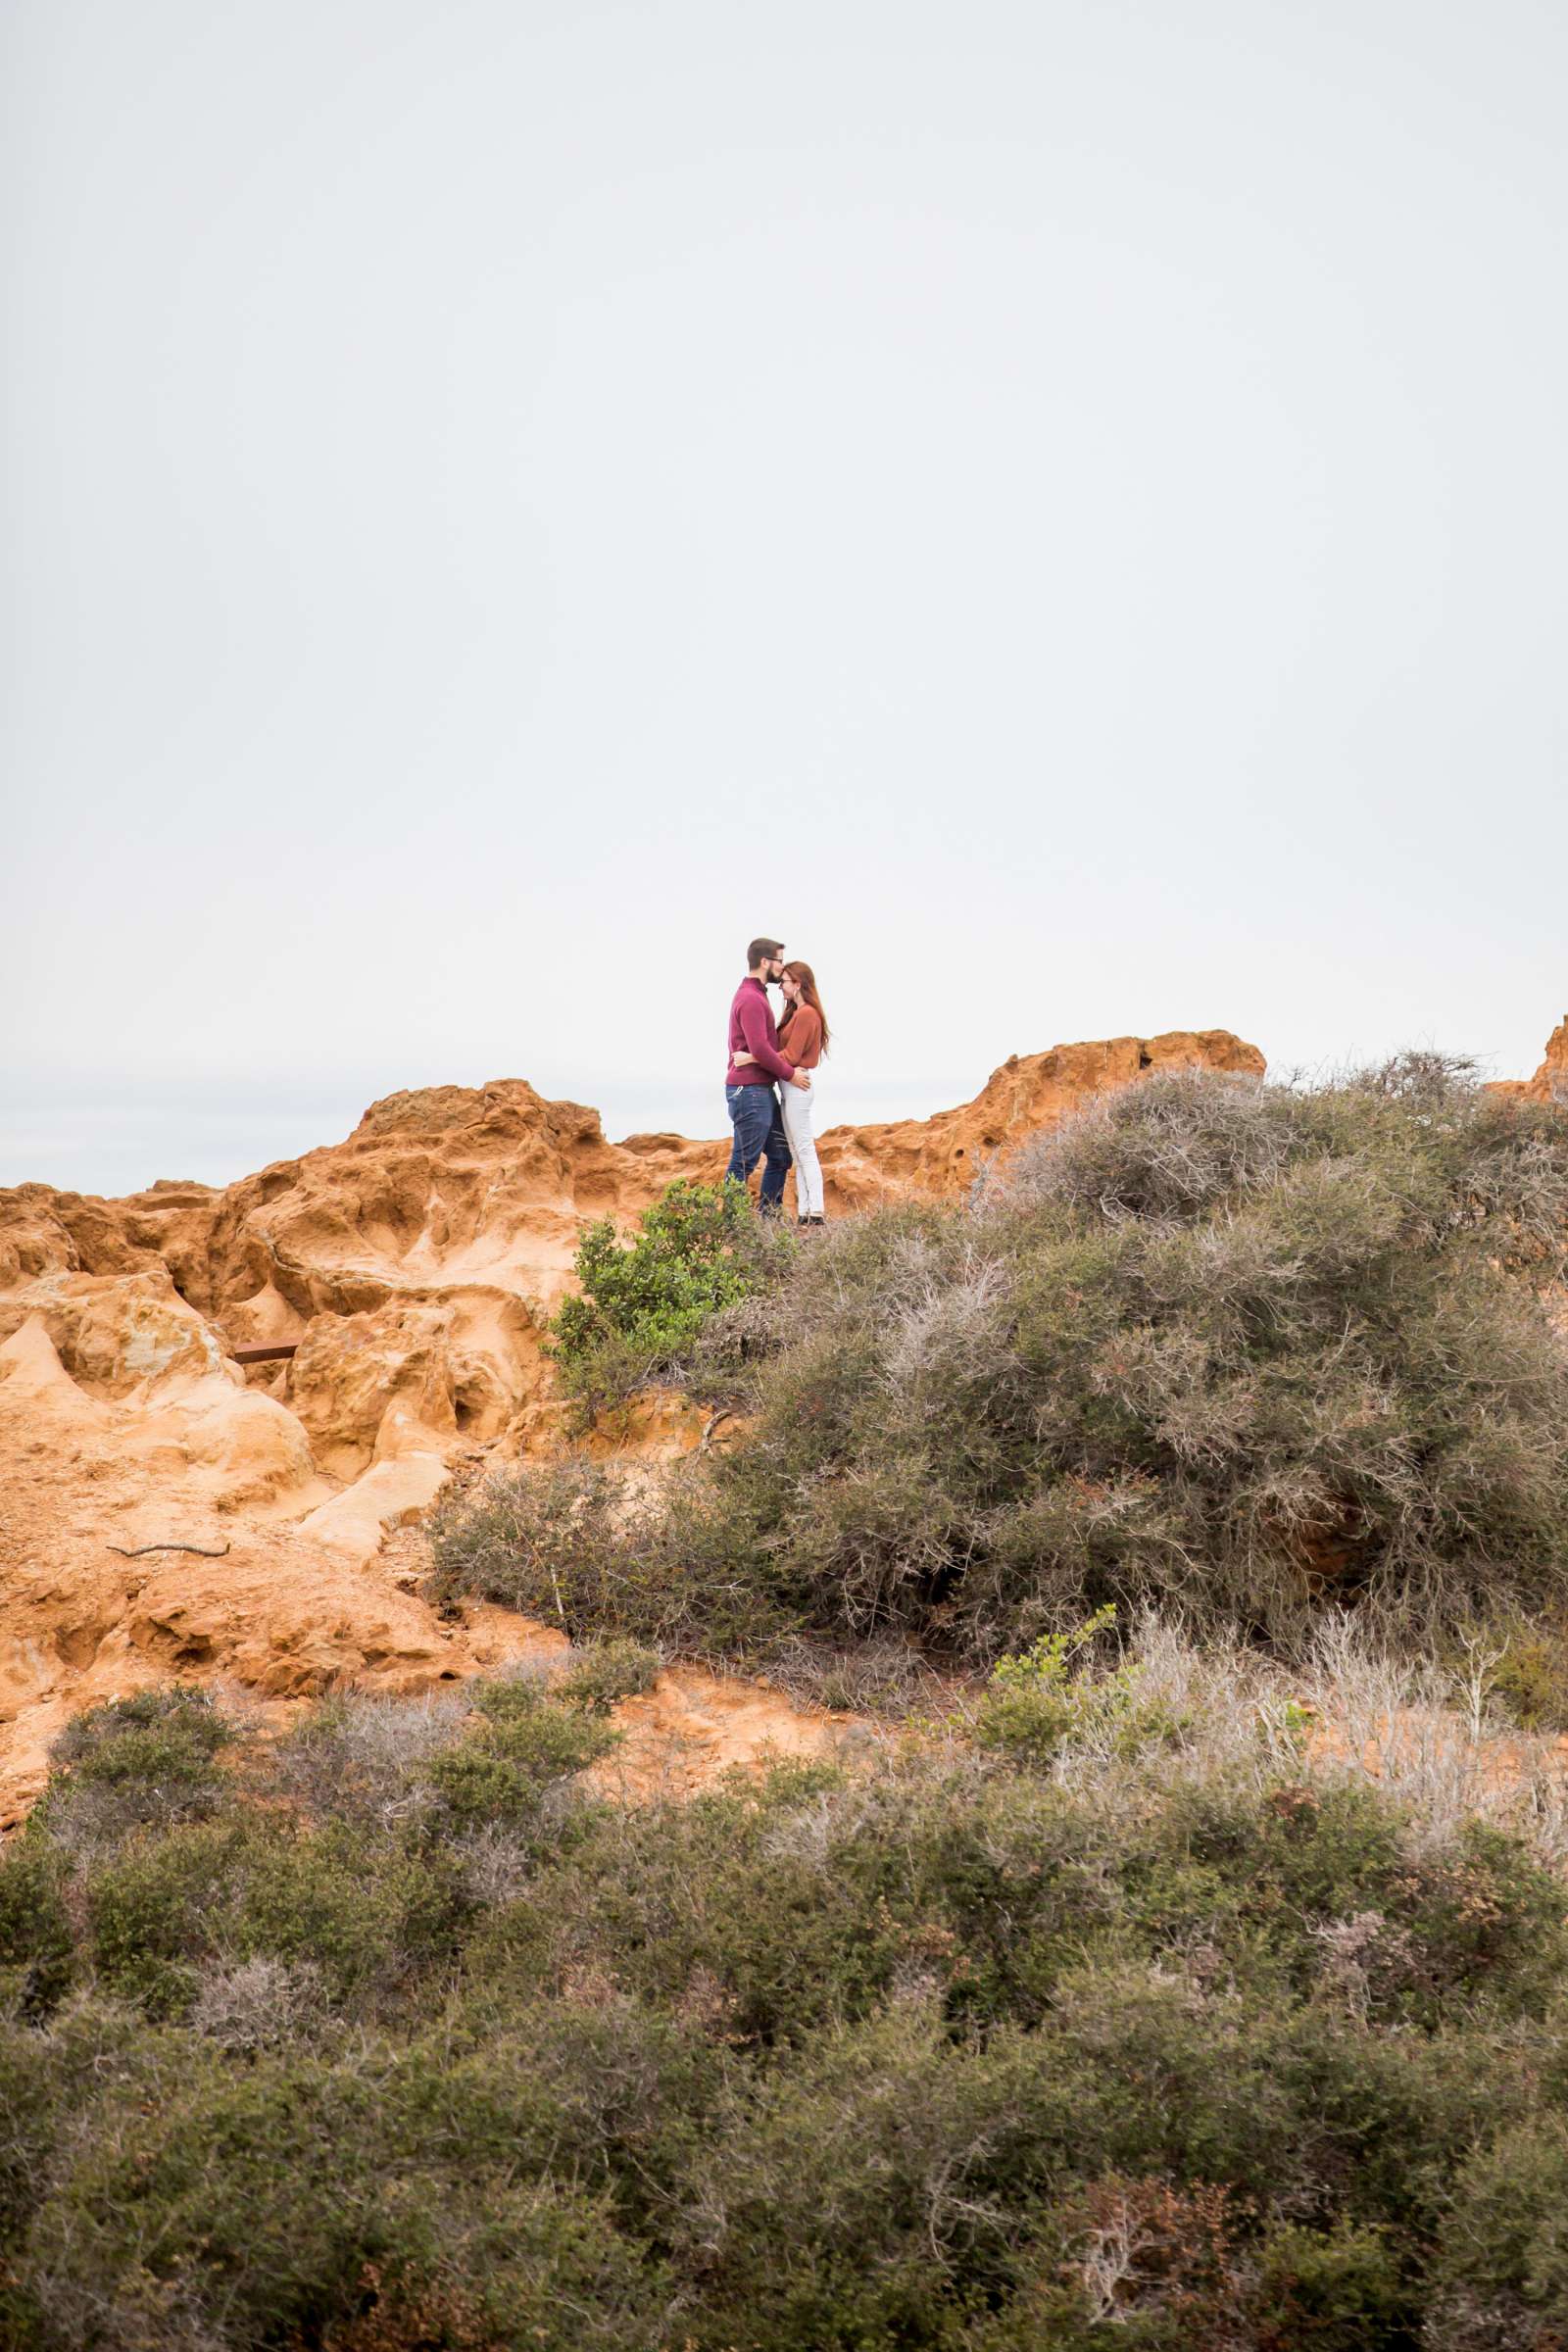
[724,936,831,1227]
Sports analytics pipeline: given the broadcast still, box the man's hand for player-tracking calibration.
[791,1072,811,1091]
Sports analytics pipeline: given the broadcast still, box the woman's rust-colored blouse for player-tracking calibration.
[777,1004,823,1071]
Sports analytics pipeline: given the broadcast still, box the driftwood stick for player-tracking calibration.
[107,1541,231,1560]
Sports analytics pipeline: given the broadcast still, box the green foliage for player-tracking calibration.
[557,1638,662,1714]
[7,1665,1568,2346]
[425,1456,630,1627]
[423,1673,618,1829]
[0,1844,74,2017]
[38,1685,232,1850]
[1472,1612,1568,1733]
[425,1454,798,1653]
[52,1684,229,1774]
[549,1178,784,1421]
[584,1064,1568,1662]
[973,1604,1185,1763]
[1428,2117,1568,2342]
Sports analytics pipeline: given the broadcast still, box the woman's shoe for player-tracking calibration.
[808,1214,826,1226]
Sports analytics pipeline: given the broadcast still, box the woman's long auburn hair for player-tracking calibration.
[781,960,830,1055]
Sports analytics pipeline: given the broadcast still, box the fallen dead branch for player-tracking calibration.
[107,1540,232,1559]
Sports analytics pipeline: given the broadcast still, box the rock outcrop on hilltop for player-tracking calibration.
[2,1025,1269,1816]
[1489,1014,1568,1105]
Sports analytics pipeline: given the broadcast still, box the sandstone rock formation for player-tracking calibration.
[1488,1014,1568,1105]
[1,1025,1270,1817]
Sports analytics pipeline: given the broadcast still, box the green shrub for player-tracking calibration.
[425,1453,799,1654]
[557,1638,662,1714]
[1250,2220,1410,2350]
[1470,1612,1568,1733]
[421,1674,618,1831]
[425,1456,629,1624]
[5,1676,1568,2345]
[568,1064,1568,1663]
[52,1684,229,1772]
[0,1844,74,2017]
[549,1178,785,1422]
[1427,2117,1568,2344]
[973,1605,1185,1763]
[38,1686,233,1849]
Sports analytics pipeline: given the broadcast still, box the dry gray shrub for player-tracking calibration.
[757,1631,941,1718]
[983,1064,1289,1223]
[267,1690,468,1828]
[190,1955,337,2054]
[447,1823,539,1904]
[1027,1606,1568,1868]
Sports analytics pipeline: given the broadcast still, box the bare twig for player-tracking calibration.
[107,1541,231,1559]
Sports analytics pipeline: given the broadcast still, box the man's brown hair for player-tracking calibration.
[747,937,785,970]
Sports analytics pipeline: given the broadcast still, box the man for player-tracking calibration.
[726,937,810,1213]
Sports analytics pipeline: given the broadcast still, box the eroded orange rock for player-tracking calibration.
[1,1026,1272,1816]
[1487,1013,1568,1106]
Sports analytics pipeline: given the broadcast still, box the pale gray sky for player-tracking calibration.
[4,0,1564,1196]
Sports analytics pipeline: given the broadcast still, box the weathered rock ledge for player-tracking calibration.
[3,1025,1270,1814]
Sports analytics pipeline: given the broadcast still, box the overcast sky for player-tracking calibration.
[3,0,1564,1197]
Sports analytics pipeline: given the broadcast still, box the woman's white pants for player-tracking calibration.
[780,1078,824,1216]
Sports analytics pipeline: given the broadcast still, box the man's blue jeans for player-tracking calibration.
[725,1083,790,1209]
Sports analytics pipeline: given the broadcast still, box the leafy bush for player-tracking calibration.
[426,1454,798,1655]
[422,1672,618,1829]
[38,1686,233,1850]
[425,1456,629,1623]
[0,1844,74,2016]
[973,1603,1177,1763]
[647,1065,1568,1660]
[549,1178,786,1422]
[6,1660,1568,2348]
[1468,1611,1568,1733]
[557,1638,662,1714]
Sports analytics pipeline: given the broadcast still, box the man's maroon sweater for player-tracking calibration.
[726,977,795,1087]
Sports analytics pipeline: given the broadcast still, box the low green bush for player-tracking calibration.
[0,1844,74,2017]
[549,1178,787,1423]
[37,1686,233,1851]
[423,1674,618,1830]
[1470,1611,1568,1733]
[6,1665,1568,2347]
[557,1638,662,1714]
[425,1456,629,1624]
[425,1454,799,1654]
[973,1604,1187,1764]
[434,1066,1568,1670]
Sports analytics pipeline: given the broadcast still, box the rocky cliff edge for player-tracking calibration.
[4,1027,1268,1815]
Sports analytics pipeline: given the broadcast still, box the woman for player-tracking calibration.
[736,959,830,1226]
